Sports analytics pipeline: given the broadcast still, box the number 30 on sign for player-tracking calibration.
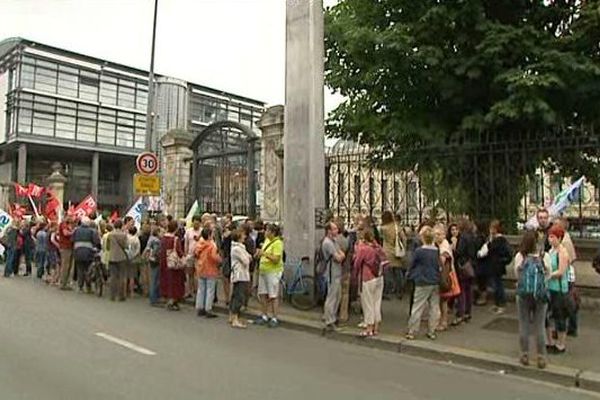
[136,152,159,175]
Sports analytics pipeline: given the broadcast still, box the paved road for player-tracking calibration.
[0,276,598,400]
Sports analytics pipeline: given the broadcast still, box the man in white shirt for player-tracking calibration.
[184,215,202,298]
[557,217,579,337]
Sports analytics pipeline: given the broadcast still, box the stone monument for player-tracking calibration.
[284,0,326,261]
[47,162,67,207]
[258,105,285,223]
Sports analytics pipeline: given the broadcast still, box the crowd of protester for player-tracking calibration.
[0,206,583,369]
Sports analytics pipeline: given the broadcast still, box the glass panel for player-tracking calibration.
[34,67,57,93]
[57,67,78,97]
[116,124,134,147]
[18,109,32,134]
[32,111,55,136]
[99,82,117,105]
[136,87,147,110]
[20,63,35,89]
[76,117,96,142]
[98,122,116,145]
[118,85,135,108]
[56,114,76,139]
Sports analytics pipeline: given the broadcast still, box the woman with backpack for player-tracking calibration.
[514,231,551,369]
[353,229,386,337]
[545,225,571,354]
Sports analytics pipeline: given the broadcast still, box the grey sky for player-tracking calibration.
[0,0,341,110]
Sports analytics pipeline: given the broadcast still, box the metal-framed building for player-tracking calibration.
[0,37,265,211]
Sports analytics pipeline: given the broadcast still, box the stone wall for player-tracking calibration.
[161,129,193,218]
[258,105,284,222]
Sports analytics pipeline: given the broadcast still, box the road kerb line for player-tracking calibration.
[95,332,156,355]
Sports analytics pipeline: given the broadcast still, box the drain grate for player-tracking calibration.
[481,317,519,334]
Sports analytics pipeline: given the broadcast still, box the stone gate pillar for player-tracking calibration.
[47,162,67,211]
[161,129,193,218]
[258,105,284,223]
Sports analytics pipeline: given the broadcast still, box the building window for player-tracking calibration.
[57,65,78,98]
[80,72,100,102]
[20,60,35,89]
[34,61,58,94]
[56,114,76,139]
[32,110,55,136]
[100,76,118,105]
[18,108,32,134]
[117,82,135,109]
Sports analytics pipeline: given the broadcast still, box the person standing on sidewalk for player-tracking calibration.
[229,228,252,328]
[546,225,570,354]
[21,220,35,276]
[514,230,551,369]
[184,215,202,300]
[72,217,101,293]
[143,226,162,306]
[453,219,477,325]
[353,230,386,337]
[34,222,49,280]
[2,219,19,277]
[107,219,129,301]
[557,217,579,337]
[322,221,346,332]
[255,224,284,328]
[160,220,185,311]
[406,226,441,340]
[195,227,222,318]
[58,216,75,290]
[380,211,406,300]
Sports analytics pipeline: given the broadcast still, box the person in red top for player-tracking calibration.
[159,220,185,311]
[58,215,75,290]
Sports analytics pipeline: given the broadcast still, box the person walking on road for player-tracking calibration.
[514,231,551,369]
[58,216,75,290]
[353,230,386,337]
[255,224,284,328]
[322,221,346,332]
[406,226,441,340]
[107,219,129,301]
[195,227,222,318]
[34,222,50,280]
[160,220,185,311]
[229,228,252,328]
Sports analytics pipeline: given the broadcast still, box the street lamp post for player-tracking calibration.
[145,0,159,152]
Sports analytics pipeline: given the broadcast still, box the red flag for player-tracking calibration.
[109,210,119,223]
[28,183,45,198]
[14,183,29,197]
[72,195,97,219]
[11,203,25,219]
[44,193,61,222]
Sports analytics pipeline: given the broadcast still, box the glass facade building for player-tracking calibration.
[0,37,265,211]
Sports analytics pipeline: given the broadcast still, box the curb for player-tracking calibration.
[213,305,600,393]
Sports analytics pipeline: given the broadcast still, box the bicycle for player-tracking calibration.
[87,253,107,297]
[253,257,327,311]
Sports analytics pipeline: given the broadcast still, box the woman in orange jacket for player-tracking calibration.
[194,227,222,318]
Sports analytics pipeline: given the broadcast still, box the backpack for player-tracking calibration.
[314,237,331,276]
[516,255,548,302]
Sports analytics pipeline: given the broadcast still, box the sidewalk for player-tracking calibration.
[224,292,600,391]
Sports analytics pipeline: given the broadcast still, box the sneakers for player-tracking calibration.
[231,320,247,329]
[254,315,269,326]
[493,307,506,315]
[268,318,280,328]
[197,309,207,317]
[205,312,218,319]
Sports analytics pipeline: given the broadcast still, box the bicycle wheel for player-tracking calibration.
[290,275,317,311]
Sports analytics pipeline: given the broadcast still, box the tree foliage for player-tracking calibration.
[325,0,600,224]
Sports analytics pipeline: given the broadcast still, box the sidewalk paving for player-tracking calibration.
[223,290,600,389]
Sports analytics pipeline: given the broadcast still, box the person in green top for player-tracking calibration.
[255,224,284,328]
[546,224,570,354]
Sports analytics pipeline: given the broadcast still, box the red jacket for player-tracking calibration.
[58,222,74,250]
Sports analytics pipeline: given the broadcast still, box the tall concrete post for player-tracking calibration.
[17,144,27,183]
[91,152,99,201]
[284,0,326,262]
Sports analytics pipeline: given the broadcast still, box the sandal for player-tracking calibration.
[358,330,374,338]
[426,332,437,340]
[405,333,416,340]
[436,325,448,332]
[519,354,529,366]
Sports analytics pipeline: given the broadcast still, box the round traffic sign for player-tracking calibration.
[136,152,159,175]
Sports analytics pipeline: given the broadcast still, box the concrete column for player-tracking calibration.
[91,152,99,201]
[247,139,257,219]
[161,129,193,218]
[257,105,284,223]
[17,143,27,183]
[284,0,326,262]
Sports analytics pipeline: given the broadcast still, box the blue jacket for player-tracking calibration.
[407,246,440,286]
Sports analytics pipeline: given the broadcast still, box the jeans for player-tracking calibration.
[24,249,33,274]
[149,262,160,304]
[323,276,342,325]
[384,267,405,297]
[517,296,547,356]
[4,248,15,276]
[35,251,48,279]
[75,259,91,290]
[196,277,217,312]
[407,285,441,334]
[456,278,473,318]
[489,274,506,307]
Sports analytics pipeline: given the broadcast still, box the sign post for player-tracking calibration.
[134,152,160,215]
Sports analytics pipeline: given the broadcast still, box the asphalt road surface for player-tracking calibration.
[1,275,598,400]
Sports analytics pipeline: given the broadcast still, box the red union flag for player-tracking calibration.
[28,183,45,198]
[72,195,97,219]
[14,183,29,197]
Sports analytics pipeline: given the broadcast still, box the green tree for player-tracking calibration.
[325,0,600,226]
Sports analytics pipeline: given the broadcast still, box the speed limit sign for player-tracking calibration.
[136,152,159,175]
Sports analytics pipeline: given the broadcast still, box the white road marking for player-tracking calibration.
[95,332,156,355]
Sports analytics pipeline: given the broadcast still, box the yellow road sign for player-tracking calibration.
[133,174,161,196]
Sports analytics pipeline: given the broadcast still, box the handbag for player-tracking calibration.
[439,252,453,292]
[457,260,475,279]
[394,224,406,258]
[166,236,184,270]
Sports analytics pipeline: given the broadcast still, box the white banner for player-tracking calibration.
[125,198,146,229]
[185,200,199,228]
[0,208,13,236]
[525,176,585,229]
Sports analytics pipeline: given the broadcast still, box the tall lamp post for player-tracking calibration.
[145,0,159,152]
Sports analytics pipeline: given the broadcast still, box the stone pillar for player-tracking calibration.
[258,105,285,223]
[47,162,67,211]
[91,152,99,201]
[161,128,193,218]
[17,144,27,183]
[284,0,326,261]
